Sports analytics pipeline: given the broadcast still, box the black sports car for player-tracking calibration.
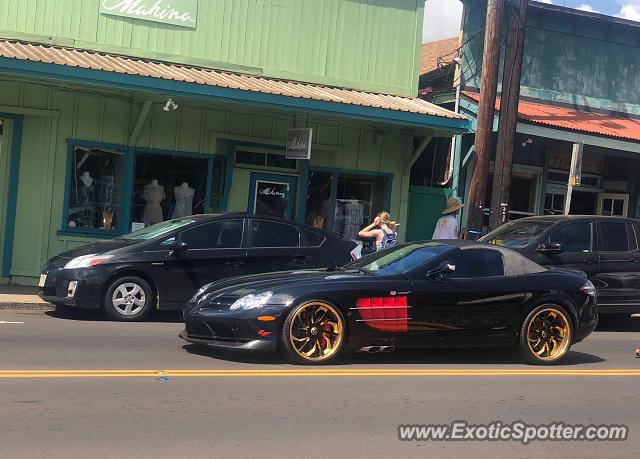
[181,241,598,364]
[39,214,355,321]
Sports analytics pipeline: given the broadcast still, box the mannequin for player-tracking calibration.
[142,179,165,227]
[172,181,195,218]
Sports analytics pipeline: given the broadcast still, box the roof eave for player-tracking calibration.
[0,57,470,133]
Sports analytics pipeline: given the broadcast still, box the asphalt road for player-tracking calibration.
[1,308,639,459]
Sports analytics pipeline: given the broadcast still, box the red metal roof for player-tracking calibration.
[463,91,640,142]
[0,39,465,121]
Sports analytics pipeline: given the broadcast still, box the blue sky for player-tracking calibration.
[423,0,640,43]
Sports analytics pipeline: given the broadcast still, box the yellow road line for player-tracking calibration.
[0,368,640,378]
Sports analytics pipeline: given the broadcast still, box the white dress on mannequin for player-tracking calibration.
[172,182,195,218]
[142,179,165,227]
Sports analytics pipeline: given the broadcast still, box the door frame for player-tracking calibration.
[247,172,298,221]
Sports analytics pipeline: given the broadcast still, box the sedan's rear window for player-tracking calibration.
[481,221,552,248]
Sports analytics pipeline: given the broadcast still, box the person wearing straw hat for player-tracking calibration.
[432,197,463,240]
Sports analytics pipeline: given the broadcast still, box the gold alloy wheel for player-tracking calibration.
[288,302,344,362]
[527,307,572,361]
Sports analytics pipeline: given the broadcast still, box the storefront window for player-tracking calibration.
[67,146,124,231]
[131,153,208,229]
[305,171,333,230]
[335,174,388,241]
[304,171,389,240]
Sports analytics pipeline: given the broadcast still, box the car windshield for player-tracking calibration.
[120,219,197,240]
[344,242,453,276]
[480,220,553,249]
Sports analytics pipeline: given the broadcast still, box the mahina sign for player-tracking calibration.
[100,0,199,28]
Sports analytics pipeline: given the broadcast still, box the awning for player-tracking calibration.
[463,91,640,143]
[0,39,468,131]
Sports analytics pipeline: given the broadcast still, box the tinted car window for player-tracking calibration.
[181,220,243,249]
[549,223,592,253]
[250,220,300,248]
[599,222,629,252]
[630,223,640,252]
[448,249,504,278]
[480,220,552,248]
[299,227,325,247]
[346,242,453,276]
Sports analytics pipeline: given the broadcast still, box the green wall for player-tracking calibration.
[461,0,640,115]
[0,76,413,281]
[0,0,424,97]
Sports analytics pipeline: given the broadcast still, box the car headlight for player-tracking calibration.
[230,291,274,311]
[63,254,112,269]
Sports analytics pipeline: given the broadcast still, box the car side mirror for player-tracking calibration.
[427,262,456,278]
[538,242,563,255]
[170,240,188,256]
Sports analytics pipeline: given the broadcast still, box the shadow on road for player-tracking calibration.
[182,344,605,367]
[45,305,183,323]
[596,315,640,332]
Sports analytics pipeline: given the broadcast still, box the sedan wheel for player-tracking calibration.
[282,301,345,364]
[520,304,572,364]
[104,276,155,321]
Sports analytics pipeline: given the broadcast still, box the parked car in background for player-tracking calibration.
[181,241,597,365]
[481,215,640,316]
[39,214,356,321]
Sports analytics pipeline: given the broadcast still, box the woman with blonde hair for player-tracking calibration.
[358,211,399,251]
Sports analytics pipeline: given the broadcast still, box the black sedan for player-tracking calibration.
[39,214,355,321]
[181,241,598,365]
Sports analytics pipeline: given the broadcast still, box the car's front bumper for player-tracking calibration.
[39,267,104,309]
[178,330,276,351]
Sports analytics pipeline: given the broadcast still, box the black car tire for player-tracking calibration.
[103,276,155,322]
[281,300,347,365]
[520,303,573,365]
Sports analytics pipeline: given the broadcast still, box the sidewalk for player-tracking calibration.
[0,285,53,310]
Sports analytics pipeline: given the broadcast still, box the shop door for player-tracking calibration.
[248,173,297,221]
[597,193,628,217]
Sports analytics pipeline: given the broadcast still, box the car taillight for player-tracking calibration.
[581,281,597,298]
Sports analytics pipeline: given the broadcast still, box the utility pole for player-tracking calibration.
[489,0,528,230]
[464,0,504,239]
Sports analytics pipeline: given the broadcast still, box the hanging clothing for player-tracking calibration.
[342,201,364,241]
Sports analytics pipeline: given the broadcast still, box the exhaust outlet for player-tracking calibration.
[357,345,395,354]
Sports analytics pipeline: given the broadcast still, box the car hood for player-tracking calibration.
[192,269,362,302]
[43,239,138,270]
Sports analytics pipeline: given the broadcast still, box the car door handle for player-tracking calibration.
[225,261,244,268]
[583,257,598,264]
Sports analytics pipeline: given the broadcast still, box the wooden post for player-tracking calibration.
[489,0,528,230]
[465,0,504,238]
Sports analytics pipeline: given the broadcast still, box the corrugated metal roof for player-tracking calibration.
[463,92,640,143]
[420,37,459,75]
[0,39,465,121]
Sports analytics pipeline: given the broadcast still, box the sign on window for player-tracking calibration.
[286,129,313,160]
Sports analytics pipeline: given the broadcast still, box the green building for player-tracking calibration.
[0,0,468,285]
